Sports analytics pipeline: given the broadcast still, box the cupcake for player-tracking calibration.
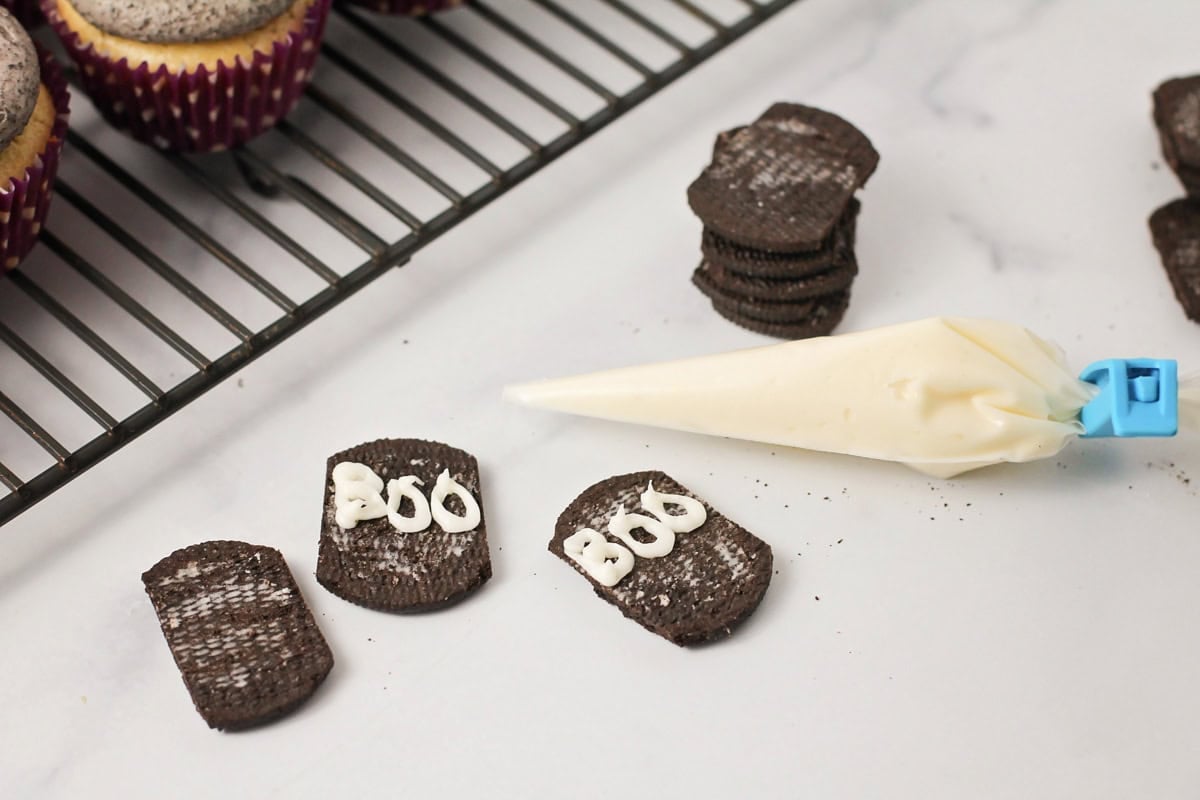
[1,0,42,28]
[0,9,69,271]
[341,0,461,15]
[42,0,331,152]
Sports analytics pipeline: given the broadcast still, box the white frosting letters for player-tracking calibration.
[430,469,482,534]
[386,476,432,533]
[607,506,676,558]
[563,528,634,587]
[332,462,387,530]
[568,481,709,587]
[332,462,481,535]
[640,481,706,533]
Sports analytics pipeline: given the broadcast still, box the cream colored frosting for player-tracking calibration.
[386,476,432,533]
[607,506,676,558]
[0,10,39,152]
[640,481,706,533]
[563,528,634,587]
[429,469,481,534]
[332,462,388,530]
[70,0,294,43]
[1180,374,1200,434]
[506,317,1098,478]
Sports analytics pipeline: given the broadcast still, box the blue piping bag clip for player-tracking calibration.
[1079,359,1178,438]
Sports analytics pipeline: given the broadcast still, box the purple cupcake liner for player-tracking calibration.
[340,0,462,15]
[1,0,43,28]
[2,46,70,271]
[42,0,331,153]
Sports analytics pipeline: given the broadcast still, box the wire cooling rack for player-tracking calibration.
[0,0,799,525]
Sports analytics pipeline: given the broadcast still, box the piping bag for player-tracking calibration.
[504,317,1198,478]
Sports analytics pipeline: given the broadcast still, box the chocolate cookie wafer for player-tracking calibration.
[695,256,856,303]
[551,471,772,646]
[142,541,334,731]
[316,438,492,612]
[708,290,851,340]
[1149,198,1200,322]
[688,103,878,252]
[701,198,861,279]
[1153,76,1200,195]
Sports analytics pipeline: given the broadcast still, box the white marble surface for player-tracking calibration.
[5,0,1200,797]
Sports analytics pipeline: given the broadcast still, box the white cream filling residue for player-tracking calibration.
[332,462,481,535]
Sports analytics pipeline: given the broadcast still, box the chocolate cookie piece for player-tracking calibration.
[701,198,860,278]
[709,290,851,339]
[694,256,856,303]
[142,541,334,731]
[1149,198,1200,322]
[1154,76,1200,193]
[688,103,878,252]
[316,438,492,612]
[550,471,772,646]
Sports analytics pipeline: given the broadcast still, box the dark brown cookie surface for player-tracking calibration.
[1149,198,1200,322]
[550,471,772,646]
[316,438,492,612]
[708,290,851,339]
[142,541,334,731]
[1154,76,1200,190]
[687,103,878,252]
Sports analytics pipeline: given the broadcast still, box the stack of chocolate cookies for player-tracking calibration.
[687,103,879,339]
[1150,76,1200,323]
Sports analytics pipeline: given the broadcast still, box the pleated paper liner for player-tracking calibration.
[1,0,42,28]
[2,45,70,271]
[339,0,462,15]
[41,0,331,153]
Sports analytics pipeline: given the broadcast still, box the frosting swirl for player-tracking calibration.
[69,0,296,43]
[0,8,39,152]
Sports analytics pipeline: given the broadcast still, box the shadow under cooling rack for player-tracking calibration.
[0,0,800,526]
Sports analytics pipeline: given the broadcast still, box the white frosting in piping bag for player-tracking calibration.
[505,317,1098,478]
[1180,373,1200,435]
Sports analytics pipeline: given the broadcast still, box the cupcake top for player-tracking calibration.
[0,8,39,152]
[70,0,295,43]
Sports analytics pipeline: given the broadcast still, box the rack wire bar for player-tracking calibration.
[0,0,800,526]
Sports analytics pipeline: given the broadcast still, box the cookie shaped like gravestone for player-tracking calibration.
[316,438,492,612]
[550,471,773,646]
[688,103,878,252]
[142,541,334,731]
[1149,198,1200,322]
